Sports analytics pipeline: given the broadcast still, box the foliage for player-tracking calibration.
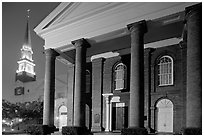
[18,101,43,121]
[62,126,91,135]
[121,127,148,135]
[24,124,43,135]
[2,99,43,123]
[2,99,20,119]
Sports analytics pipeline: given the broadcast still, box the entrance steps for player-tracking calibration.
[93,131,121,135]
[51,131,62,135]
[51,131,174,135]
[51,131,121,135]
[154,132,174,135]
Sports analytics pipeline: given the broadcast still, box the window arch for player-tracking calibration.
[114,63,127,90]
[158,56,173,86]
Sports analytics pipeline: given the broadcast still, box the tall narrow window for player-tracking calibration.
[114,63,127,90]
[158,56,173,86]
[86,70,91,93]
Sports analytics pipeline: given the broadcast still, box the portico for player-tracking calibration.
[34,2,201,135]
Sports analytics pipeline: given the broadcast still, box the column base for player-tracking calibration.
[105,129,110,132]
[42,125,57,135]
[121,127,148,135]
[146,127,155,133]
[62,126,92,135]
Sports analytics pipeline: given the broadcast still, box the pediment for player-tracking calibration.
[34,2,197,51]
[34,2,124,34]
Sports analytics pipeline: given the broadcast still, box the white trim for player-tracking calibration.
[102,93,113,97]
[16,70,36,75]
[116,102,125,107]
[34,2,72,34]
[91,51,119,61]
[17,60,35,66]
[144,38,182,48]
[111,96,120,103]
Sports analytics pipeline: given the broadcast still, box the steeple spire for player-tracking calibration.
[23,9,31,49]
[15,9,36,82]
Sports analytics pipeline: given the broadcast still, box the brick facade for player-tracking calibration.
[65,43,188,133]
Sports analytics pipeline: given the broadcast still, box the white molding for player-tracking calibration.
[34,2,72,34]
[17,60,35,66]
[91,51,120,61]
[111,96,120,103]
[144,37,182,48]
[102,93,113,97]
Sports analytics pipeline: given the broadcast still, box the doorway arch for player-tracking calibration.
[59,105,67,131]
[156,99,173,133]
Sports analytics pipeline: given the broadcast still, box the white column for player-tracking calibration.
[109,102,112,131]
[102,93,113,132]
[105,97,110,131]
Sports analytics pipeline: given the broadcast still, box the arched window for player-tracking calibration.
[114,63,127,90]
[158,56,173,86]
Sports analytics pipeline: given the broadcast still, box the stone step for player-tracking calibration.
[93,131,121,135]
[51,131,62,135]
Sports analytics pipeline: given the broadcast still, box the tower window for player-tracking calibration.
[114,63,127,90]
[19,64,24,71]
[158,56,173,86]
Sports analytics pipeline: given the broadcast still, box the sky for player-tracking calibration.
[2,2,69,101]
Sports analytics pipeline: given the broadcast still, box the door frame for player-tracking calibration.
[58,105,67,131]
[155,98,173,133]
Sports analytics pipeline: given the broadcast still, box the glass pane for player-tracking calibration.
[159,75,161,85]
[158,56,173,86]
[169,74,172,84]
[116,80,124,89]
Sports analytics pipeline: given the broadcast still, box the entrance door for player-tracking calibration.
[59,106,67,131]
[156,99,173,133]
[112,103,128,131]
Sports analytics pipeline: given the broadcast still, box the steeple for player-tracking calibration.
[23,9,31,49]
[16,9,36,82]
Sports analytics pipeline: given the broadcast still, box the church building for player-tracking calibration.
[33,2,201,134]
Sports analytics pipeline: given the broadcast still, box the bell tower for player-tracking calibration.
[16,9,36,82]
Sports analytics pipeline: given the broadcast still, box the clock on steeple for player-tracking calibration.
[16,9,36,82]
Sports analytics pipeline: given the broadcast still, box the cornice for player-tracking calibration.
[34,3,71,34]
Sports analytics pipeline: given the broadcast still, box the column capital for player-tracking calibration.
[185,3,201,22]
[102,93,113,98]
[44,48,59,57]
[71,38,90,49]
[127,20,147,34]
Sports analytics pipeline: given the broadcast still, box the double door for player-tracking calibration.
[112,103,128,131]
